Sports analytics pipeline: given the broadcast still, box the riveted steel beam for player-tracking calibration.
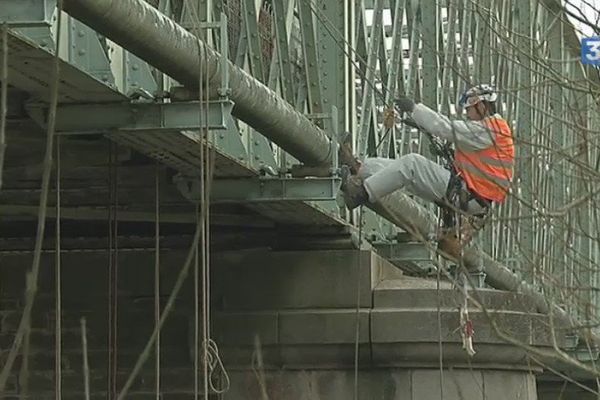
[378,0,405,156]
[175,175,340,203]
[356,0,384,158]
[0,0,57,27]
[272,0,295,103]
[243,0,266,82]
[297,0,324,116]
[63,0,333,166]
[28,100,234,134]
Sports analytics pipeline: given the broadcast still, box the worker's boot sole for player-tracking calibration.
[338,132,361,174]
[340,166,369,210]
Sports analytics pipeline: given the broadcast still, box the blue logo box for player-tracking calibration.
[582,37,600,66]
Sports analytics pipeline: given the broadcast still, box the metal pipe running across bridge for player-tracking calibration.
[63,0,333,167]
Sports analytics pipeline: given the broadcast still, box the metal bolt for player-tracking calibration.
[78,30,85,37]
[132,64,139,71]
[78,49,86,56]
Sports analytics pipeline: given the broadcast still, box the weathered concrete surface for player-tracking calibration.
[0,248,568,399]
[537,380,598,400]
[224,369,537,400]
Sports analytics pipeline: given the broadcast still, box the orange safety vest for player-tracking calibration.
[453,115,514,203]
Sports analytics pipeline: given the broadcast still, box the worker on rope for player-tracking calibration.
[339,84,515,258]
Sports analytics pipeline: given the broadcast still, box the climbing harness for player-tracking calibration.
[400,116,491,252]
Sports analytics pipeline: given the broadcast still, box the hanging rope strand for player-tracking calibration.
[112,144,119,399]
[107,140,114,399]
[55,134,62,400]
[194,206,200,400]
[201,35,210,400]
[154,161,161,400]
[353,206,364,400]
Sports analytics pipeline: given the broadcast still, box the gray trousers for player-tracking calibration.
[358,153,485,214]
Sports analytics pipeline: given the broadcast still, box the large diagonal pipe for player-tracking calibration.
[63,0,332,166]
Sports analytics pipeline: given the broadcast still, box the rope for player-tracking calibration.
[181,1,230,395]
[154,161,161,399]
[194,206,200,400]
[107,141,119,399]
[200,32,207,396]
[436,258,445,399]
[0,0,63,391]
[206,339,230,393]
[181,3,205,398]
[107,141,113,399]
[55,134,62,399]
[0,24,8,192]
[202,33,229,396]
[353,206,364,400]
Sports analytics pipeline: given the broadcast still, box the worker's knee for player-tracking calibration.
[394,153,428,171]
[398,152,427,164]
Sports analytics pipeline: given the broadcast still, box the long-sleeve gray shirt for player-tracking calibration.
[411,103,497,152]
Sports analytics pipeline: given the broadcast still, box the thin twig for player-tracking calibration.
[0,0,63,391]
[80,318,91,400]
[17,321,30,397]
[252,335,269,400]
[116,221,202,400]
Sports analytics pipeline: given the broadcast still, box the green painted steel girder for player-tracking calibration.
[272,0,295,103]
[175,175,341,203]
[27,100,234,134]
[63,0,333,166]
[419,1,438,108]
[357,0,384,158]
[298,0,325,115]
[243,0,266,82]
[68,17,116,87]
[378,0,405,156]
[316,1,348,136]
[516,0,535,282]
[0,0,56,27]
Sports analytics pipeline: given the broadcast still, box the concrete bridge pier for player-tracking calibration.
[0,247,562,398]
[211,249,553,399]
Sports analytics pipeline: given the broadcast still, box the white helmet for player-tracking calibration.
[458,84,497,108]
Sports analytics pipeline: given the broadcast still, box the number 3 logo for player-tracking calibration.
[582,37,600,65]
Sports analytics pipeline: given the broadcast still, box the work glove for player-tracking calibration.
[394,96,415,113]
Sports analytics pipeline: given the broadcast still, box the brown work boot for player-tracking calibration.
[338,132,362,174]
[341,166,369,210]
[437,218,477,259]
[437,232,462,260]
